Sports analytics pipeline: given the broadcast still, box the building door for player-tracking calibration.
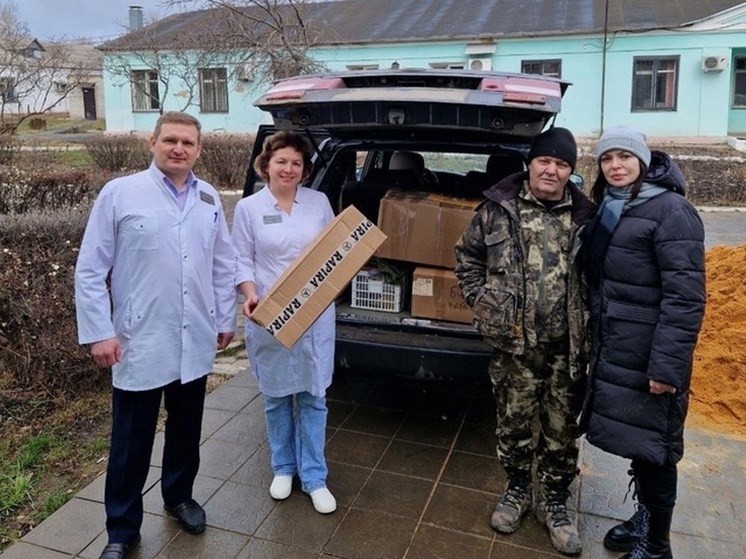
[83,87,96,120]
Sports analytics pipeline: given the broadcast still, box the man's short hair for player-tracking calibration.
[153,112,202,141]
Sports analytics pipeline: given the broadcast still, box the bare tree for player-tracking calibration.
[162,0,331,83]
[102,8,251,114]
[102,0,334,115]
[0,0,98,134]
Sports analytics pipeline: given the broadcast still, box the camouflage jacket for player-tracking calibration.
[454,172,596,379]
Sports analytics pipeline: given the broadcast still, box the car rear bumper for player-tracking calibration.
[335,323,492,381]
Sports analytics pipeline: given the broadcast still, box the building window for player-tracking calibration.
[429,62,466,70]
[199,68,228,112]
[0,77,17,102]
[131,70,160,111]
[733,57,746,107]
[632,57,678,111]
[346,64,379,71]
[521,59,561,77]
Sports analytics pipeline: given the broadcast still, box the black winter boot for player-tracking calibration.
[604,504,649,551]
[621,508,674,559]
[606,468,647,552]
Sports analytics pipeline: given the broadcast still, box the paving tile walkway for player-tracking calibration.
[4,211,745,558]
[3,347,744,558]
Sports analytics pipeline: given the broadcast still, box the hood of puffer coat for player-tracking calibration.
[645,150,686,195]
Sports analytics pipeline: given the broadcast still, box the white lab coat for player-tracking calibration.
[232,186,335,398]
[75,165,237,391]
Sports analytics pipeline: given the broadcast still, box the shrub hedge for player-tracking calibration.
[1,139,743,402]
[195,133,254,191]
[83,134,151,173]
[84,132,254,191]
[0,167,106,214]
[0,208,104,398]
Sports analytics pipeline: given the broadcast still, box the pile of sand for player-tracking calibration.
[689,244,746,437]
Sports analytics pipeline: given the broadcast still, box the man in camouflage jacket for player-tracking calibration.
[455,127,595,556]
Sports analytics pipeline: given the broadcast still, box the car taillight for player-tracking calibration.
[479,77,562,102]
[264,77,346,101]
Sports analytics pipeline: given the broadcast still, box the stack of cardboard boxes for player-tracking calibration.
[249,187,480,349]
[374,189,477,324]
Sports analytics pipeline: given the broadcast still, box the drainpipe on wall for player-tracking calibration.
[600,0,609,134]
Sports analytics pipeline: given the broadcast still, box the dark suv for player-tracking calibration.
[244,69,570,380]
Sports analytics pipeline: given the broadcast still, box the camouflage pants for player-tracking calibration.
[489,340,581,490]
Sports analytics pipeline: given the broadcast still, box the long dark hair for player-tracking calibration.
[589,158,648,204]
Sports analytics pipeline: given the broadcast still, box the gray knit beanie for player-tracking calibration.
[595,126,651,168]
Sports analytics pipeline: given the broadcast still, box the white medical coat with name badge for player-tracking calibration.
[232,186,335,398]
[75,165,237,391]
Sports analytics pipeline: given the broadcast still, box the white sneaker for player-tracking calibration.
[269,475,293,500]
[309,487,337,514]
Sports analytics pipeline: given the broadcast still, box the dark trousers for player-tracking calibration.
[105,376,207,543]
[632,458,678,513]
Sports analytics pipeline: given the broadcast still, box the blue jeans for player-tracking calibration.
[264,392,328,493]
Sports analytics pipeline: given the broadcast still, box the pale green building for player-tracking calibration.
[99,0,746,139]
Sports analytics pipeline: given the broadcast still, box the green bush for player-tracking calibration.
[196,133,254,190]
[84,134,151,173]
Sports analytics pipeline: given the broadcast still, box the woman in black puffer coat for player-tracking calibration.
[581,127,706,559]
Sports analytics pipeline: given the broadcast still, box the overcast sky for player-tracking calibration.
[17,0,177,43]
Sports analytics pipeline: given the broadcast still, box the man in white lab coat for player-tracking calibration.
[75,112,236,559]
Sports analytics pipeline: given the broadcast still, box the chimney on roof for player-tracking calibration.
[129,6,144,32]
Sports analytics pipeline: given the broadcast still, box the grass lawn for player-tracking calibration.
[14,116,105,135]
[0,388,111,551]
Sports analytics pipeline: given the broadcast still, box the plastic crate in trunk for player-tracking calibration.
[351,268,403,312]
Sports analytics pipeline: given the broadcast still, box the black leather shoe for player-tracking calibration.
[98,534,141,559]
[165,499,206,534]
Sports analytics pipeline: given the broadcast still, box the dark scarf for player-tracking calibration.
[584,183,667,286]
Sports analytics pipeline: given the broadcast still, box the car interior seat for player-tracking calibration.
[389,150,438,185]
[389,151,425,175]
[460,152,526,198]
[354,168,420,223]
[486,153,525,180]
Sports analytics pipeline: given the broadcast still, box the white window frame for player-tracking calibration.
[346,64,380,71]
[521,59,562,78]
[199,68,229,113]
[131,70,160,112]
[429,62,466,70]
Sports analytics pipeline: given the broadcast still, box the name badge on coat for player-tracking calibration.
[263,214,282,225]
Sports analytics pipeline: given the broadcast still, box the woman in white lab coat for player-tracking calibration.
[231,131,337,514]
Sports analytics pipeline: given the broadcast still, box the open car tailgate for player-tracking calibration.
[255,69,570,140]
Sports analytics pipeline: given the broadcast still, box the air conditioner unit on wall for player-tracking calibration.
[469,57,492,71]
[702,56,727,72]
[234,62,253,81]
